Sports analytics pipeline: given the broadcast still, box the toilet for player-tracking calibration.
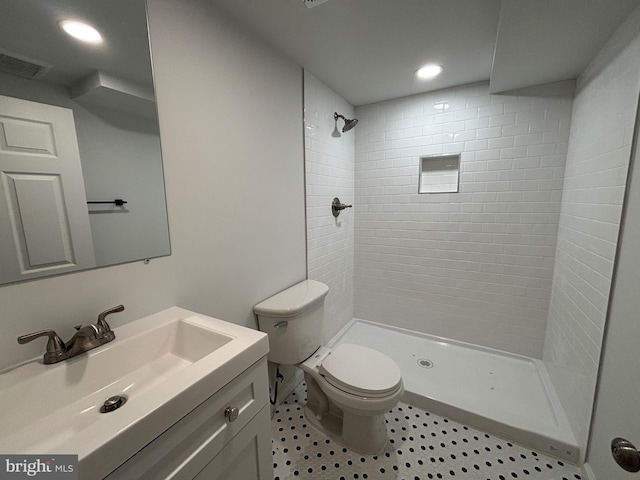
[254,279,403,454]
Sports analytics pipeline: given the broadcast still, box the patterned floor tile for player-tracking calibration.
[272,382,582,480]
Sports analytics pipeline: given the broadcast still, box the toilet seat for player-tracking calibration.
[318,344,402,398]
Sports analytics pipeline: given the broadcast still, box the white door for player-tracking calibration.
[0,95,95,283]
[585,105,640,477]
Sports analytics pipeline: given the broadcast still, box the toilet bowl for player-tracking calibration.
[300,344,403,453]
[254,280,404,454]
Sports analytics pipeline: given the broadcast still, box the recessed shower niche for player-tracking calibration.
[418,154,460,194]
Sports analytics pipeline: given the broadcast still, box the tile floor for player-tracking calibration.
[271,382,583,480]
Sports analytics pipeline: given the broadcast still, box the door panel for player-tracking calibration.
[0,95,95,283]
[585,102,640,478]
[3,173,74,268]
[1,115,56,155]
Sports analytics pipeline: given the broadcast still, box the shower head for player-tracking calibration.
[334,112,358,133]
[342,117,358,132]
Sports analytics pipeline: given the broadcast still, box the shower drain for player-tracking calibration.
[417,358,433,369]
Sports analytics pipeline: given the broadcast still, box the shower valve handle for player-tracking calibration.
[332,197,352,217]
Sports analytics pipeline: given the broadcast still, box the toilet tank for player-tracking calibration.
[254,279,329,365]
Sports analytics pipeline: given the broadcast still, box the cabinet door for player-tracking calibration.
[194,404,272,480]
[104,359,269,480]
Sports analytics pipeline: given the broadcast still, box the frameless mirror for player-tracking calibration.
[0,0,170,285]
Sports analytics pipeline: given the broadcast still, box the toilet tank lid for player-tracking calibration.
[253,280,329,317]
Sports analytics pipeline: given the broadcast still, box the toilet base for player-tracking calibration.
[304,405,388,455]
[303,375,389,455]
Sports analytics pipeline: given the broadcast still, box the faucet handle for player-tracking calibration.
[96,305,124,336]
[17,330,66,360]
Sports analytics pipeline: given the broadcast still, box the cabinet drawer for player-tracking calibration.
[105,358,268,480]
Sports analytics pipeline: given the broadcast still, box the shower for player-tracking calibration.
[334,112,358,132]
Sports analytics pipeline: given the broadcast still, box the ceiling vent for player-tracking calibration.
[304,0,330,8]
[0,48,52,80]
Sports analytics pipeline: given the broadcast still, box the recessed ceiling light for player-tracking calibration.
[60,20,103,44]
[416,64,443,80]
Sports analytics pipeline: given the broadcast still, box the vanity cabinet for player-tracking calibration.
[105,358,272,480]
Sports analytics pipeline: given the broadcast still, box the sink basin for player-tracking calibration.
[0,307,269,479]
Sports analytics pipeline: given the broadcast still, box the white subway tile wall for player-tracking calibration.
[304,71,355,342]
[354,83,573,358]
[543,9,640,453]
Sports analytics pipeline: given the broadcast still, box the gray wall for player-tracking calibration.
[0,0,306,370]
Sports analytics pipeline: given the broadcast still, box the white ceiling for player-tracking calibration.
[212,0,639,106]
[491,0,640,93]
[0,0,152,88]
[1,0,637,107]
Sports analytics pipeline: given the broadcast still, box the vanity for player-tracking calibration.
[0,307,273,480]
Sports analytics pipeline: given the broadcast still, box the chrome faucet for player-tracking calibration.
[17,305,124,364]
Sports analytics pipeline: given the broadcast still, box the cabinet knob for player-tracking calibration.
[225,406,239,423]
